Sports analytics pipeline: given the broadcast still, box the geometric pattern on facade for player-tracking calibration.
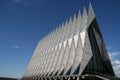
[23,3,115,80]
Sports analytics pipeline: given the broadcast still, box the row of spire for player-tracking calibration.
[24,3,95,77]
[37,3,95,56]
[33,3,95,58]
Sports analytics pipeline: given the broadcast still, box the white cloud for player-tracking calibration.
[108,51,120,77]
[112,60,120,65]
[113,64,120,77]
[107,46,120,77]
[114,64,120,69]
[112,60,120,77]
[11,45,20,49]
[107,46,111,50]
[108,51,120,60]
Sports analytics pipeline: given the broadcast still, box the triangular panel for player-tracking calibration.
[52,45,61,76]
[80,31,86,48]
[62,40,70,76]
[91,20,115,76]
[87,3,95,28]
[76,10,82,31]
[81,7,88,31]
[79,31,93,75]
[71,34,83,75]
[57,43,65,76]
[82,23,115,76]
[64,38,76,75]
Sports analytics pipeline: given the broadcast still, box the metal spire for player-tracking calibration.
[76,10,82,31]
[87,2,95,27]
[73,13,77,25]
[81,6,88,31]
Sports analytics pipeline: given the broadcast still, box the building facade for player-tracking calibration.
[22,3,115,80]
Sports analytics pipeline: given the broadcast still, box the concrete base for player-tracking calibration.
[22,75,120,80]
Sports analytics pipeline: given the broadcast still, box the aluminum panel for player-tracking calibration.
[60,40,70,76]
[47,47,56,76]
[93,27,102,54]
[63,40,67,48]
[56,44,65,76]
[79,32,92,75]
[68,38,72,48]
[74,34,79,48]
[43,49,52,76]
[52,46,60,76]
[64,38,75,75]
[80,31,86,47]
[87,3,95,28]
[81,7,88,31]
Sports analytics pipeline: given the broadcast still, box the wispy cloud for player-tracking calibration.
[13,0,22,4]
[113,63,120,77]
[107,46,111,50]
[13,0,30,7]
[107,46,120,77]
[108,51,120,60]
[108,51,120,77]
[112,60,120,65]
[11,45,20,49]
[13,0,45,5]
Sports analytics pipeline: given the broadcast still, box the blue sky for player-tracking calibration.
[0,0,120,78]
